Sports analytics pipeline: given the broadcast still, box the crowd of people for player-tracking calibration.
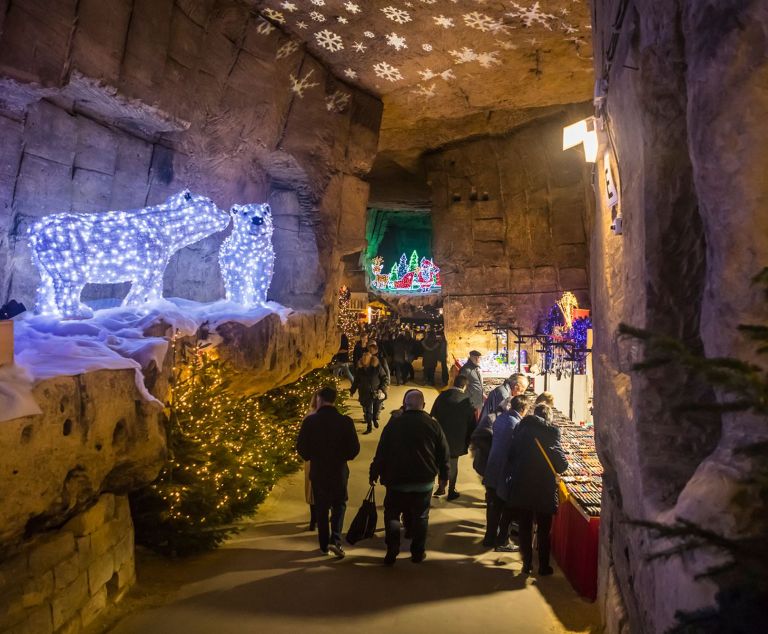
[297,339,570,573]
[333,322,450,433]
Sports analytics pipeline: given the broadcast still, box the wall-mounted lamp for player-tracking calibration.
[563,117,599,163]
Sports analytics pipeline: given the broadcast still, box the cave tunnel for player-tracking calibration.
[0,2,766,634]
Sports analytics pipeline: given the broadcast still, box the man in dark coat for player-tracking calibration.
[370,389,450,565]
[421,329,439,385]
[505,403,568,575]
[459,350,484,414]
[297,387,360,558]
[430,375,476,500]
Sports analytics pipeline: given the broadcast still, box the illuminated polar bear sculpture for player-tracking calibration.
[29,190,230,319]
[219,203,275,306]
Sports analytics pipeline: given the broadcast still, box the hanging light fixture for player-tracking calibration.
[563,116,599,163]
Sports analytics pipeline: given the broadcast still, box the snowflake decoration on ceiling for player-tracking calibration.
[315,29,344,52]
[276,39,300,59]
[353,41,367,52]
[344,1,361,13]
[257,20,275,35]
[422,43,432,51]
[386,32,408,51]
[507,2,557,29]
[477,51,501,68]
[364,31,375,38]
[418,68,455,81]
[296,20,308,29]
[311,0,325,5]
[413,84,437,98]
[373,61,404,82]
[463,11,498,32]
[263,8,285,23]
[382,6,412,24]
[344,67,358,79]
[449,47,479,64]
[434,15,455,28]
[289,69,319,97]
[420,0,437,4]
[309,11,325,22]
[326,90,351,113]
[281,1,297,11]
[338,16,348,24]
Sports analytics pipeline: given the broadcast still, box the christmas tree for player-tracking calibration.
[337,285,360,340]
[408,250,419,272]
[397,253,409,279]
[131,339,348,556]
[390,262,399,281]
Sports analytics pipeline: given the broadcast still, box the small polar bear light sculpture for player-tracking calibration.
[29,190,230,319]
[219,203,275,306]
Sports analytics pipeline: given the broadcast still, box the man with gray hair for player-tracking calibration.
[478,372,529,425]
[370,389,450,565]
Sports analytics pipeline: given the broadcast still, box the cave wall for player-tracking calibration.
[0,3,381,631]
[0,0,380,313]
[425,108,592,359]
[0,494,135,634]
[591,1,768,631]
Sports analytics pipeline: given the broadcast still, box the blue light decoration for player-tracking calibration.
[540,291,592,375]
[369,251,441,294]
[219,203,275,306]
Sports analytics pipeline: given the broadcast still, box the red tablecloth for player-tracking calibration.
[551,497,600,601]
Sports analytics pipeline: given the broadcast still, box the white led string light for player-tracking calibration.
[29,190,232,318]
[219,203,275,306]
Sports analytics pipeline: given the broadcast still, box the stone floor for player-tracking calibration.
[106,384,600,634]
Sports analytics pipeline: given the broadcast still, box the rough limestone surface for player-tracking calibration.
[247,0,593,168]
[425,109,592,360]
[0,369,165,554]
[591,1,768,632]
[0,494,135,634]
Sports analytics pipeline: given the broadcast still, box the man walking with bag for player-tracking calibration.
[369,389,450,565]
[297,387,360,559]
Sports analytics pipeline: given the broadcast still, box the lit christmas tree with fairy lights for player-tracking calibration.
[131,338,348,556]
[337,285,360,340]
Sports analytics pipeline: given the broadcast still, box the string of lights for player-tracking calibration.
[131,335,349,556]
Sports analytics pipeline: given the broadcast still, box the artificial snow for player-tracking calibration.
[1,298,292,423]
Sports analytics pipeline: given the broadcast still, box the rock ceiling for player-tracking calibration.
[251,0,594,162]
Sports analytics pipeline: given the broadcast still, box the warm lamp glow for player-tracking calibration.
[563,117,598,163]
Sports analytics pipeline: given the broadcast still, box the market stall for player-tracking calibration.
[551,407,602,602]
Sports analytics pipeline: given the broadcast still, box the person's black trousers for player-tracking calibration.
[384,489,432,556]
[516,508,553,569]
[423,363,436,385]
[448,457,459,492]
[313,490,347,552]
[438,358,449,385]
[361,398,383,429]
[484,487,516,546]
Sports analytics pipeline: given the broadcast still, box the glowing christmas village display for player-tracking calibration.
[369,251,441,294]
[27,191,275,319]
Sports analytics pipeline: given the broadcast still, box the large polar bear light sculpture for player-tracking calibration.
[219,203,275,306]
[29,190,230,319]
